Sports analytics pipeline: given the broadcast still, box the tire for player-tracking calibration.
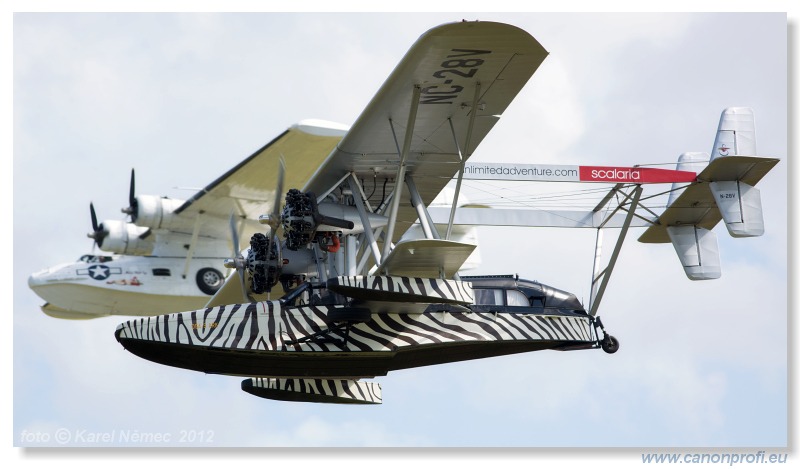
[196,268,224,295]
[601,335,620,354]
[328,307,371,323]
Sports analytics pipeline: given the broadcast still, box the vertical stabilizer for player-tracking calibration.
[708,107,765,237]
[709,180,764,237]
[668,152,708,207]
[710,107,756,160]
[666,226,721,280]
[639,107,777,281]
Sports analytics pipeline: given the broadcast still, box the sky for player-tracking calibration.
[5,4,796,468]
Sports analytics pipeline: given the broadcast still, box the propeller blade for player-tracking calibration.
[122,168,138,220]
[264,234,274,297]
[229,213,241,256]
[129,168,136,209]
[239,269,249,303]
[226,212,252,303]
[269,156,286,232]
[87,202,107,246]
[90,202,99,232]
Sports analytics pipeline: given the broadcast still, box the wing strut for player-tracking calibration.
[588,184,643,317]
[446,82,481,240]
[181,212,204,279]
[406,175,441,240]
[381,84,422,262]
[347,173,384,267]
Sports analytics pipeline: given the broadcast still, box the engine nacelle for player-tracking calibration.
[281,190,356,251]
[98,220,154,255]
[131,195,187,231]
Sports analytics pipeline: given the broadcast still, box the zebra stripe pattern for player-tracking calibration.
[328,275,475,304]
[115,300,593,353]
[242,378,382,404]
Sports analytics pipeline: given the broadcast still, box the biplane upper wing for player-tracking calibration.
[303,21,548,246]
[170,120,347,241]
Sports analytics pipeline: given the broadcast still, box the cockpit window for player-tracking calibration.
[506,290,530,307]
[78,254,113,263]
[474,288,504,305]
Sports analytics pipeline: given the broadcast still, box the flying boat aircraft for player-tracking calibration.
[110,21,777,404]
[27,120,349,319]
[27,121,480,320]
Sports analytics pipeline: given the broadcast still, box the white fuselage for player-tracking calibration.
[28,254,230,319]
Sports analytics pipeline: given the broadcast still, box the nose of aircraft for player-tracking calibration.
[27,264,75,301]
[28,263,78,289]
[28,269,48,289]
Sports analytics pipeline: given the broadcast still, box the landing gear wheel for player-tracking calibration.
[196,268,224,295]
[601,335,620,354]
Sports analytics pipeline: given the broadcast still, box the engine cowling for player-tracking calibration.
[95,220,154,255]
[130,194,188,231]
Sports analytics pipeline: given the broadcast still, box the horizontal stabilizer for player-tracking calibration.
[639,156,777,244]
[241,377,382,404]
[667,226,721,280]
[638,107,778,281]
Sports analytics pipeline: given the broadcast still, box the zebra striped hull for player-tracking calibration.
[115,301,595,379]
[327,275,474,304]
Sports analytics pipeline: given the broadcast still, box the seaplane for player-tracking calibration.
[26,121,348,319]
[111,21,777,404]
[26,122,482,320]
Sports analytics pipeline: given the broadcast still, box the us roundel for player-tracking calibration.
[87,264,111,280]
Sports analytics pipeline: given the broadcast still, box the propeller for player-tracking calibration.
[224,213,252,303]
[121,168,138,222]
[258,157,285,298]
[258,157,286,235]
[87,202,108,247]
[224,157,288,302]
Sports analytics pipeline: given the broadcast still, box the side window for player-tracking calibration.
[152,268,171,276]
[506,290,530,307]
[474,288,504,305]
